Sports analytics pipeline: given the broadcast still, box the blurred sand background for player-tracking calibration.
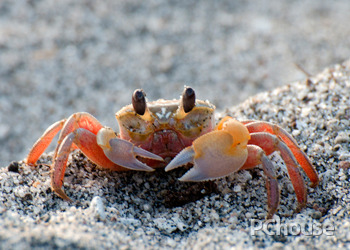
[1,0,350,166]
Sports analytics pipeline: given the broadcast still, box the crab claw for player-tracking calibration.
[97,127,163,171]
[165,119,250,181]
[165,146,195,172]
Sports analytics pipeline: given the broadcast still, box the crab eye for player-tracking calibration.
[132,89,147,115]
[182,86,196,113]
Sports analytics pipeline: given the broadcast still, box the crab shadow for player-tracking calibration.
[61,152,219,210]
[35,151,335,232]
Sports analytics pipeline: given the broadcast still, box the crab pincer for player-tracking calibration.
[96,127,163,172]
[165,119,251,181]
[51,128,163,201]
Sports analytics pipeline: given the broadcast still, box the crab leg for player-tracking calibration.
[248,132,307,209]
[27,112,163,201]
[26,112,104,166]
[244,121,319,187]
[242,145,279,219]
[51,132,76,201]
[52,128,162,201]
[51,129,121,201]
[53,112,104,158]
[26,119,66,166]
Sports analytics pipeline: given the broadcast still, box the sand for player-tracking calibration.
[1,61,349,249]
[1,1,350,249]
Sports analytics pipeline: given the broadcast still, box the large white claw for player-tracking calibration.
[166,126,250,182]
[97,127,163,171]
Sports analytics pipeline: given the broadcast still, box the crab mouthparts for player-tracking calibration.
[150,130,188,158]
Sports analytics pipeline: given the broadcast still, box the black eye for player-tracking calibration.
[182,86,196,113]
[132,89,146,115]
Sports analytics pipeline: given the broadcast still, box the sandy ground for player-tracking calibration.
[1,0,350,249]
[0,61,349,249]
[1,0,350,167]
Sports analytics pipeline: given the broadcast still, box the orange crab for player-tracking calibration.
[26,86,319,219]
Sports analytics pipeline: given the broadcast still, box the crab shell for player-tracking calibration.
[116,99,216,163]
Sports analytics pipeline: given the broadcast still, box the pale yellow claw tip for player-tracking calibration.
[219,118,250,147]
[215,116,232,130]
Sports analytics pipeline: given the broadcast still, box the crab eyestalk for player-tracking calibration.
[132,89,147,115]
[181,86,196,113]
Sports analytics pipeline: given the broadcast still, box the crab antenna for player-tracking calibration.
[132,89,147,115]
[182,86,196,113]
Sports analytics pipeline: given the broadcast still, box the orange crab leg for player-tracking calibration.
[248,132,307,209]
[242,145,280,219]
[52,129,129,201]
[54,112,104,158]
[244,121,319,187]
[26,119,66,166]
[27,112,163,201]
[26,112,104,166]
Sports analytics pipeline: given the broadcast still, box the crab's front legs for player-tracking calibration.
[166,119,280,218]
[51,128,124,201]
[52,128,162,201]
[165,117,311,219]
[26,112,163,201]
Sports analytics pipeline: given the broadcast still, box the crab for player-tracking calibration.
[26,86,319,219]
